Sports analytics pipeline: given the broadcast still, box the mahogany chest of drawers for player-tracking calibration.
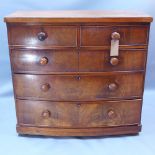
[4,11,153,136]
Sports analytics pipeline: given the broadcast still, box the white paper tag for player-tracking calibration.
[110,40,119,56]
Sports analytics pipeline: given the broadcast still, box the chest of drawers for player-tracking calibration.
[4,11,152,136]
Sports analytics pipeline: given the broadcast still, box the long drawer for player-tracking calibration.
[16,99,142,128]
[10,49,146,73]
[13,72,144,101]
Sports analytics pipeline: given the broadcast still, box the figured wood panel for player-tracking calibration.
[8,25,77,47]
[10,50,78,72]
[16,99,142,128]
[13,72,144,101]
[79,50,146,72]
[11,49,146,73]
[80,26,149,46]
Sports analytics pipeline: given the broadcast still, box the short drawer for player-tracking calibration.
[13,72,144,100]
[16,99,142,128]
[8,25,77,47]
[10,50,78,72]
[79,50,146,72]
[80,25,148,47]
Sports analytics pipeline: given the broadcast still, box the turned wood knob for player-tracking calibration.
[107,110,116,119]
[37,32,47,41]
[41,83,50,92]
[108,83,118,91]
[110,57,119,66]
[42,110,51,119]
[111,32,120,40]
[39,57,48,65]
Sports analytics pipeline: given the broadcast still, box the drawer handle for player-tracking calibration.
[37,32,47,41]
[107,110,116,119]
[110,32,120,57]
[41,83,50,92]
[110,57,119,66]
[111,32,120,40]
[42,110,51,119]
[108,83,118,91]
[39,57,48,65]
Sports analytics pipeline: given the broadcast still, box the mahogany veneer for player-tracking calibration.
[4,11,153,136]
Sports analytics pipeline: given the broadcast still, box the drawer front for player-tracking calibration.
[10,49,146,73]
[16,99,142,128]
[81,26,148,46]
[10,50,78,72]
[8,25,77,47]
[79,50,146,72]
[13,73,143,100]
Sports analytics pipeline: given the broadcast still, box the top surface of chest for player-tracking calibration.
[4,10,152,23]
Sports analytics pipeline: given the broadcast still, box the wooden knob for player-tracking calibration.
[108,83,118,91]
[111,32,120,40]
[41,83,50,92]
[37,32,47,41]
[42,110,51,119]
[110,57,119,66]
[107,110,116,119]
[40,57,48,65]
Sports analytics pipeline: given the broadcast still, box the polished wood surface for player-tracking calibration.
[16,99,141,128]
[13,73,143,101]
[80,25,148,46]
[4,10,153,23]
[11,49,146,73]
[79,50,146,72]
[16,125,141,136]
[5,11,152,136]
[8,25,149,48]
[10,50,78,72]
[8,25,77,47]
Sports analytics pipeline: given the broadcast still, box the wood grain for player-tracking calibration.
[8,25,77,47]
[10,49,78,72]
[10,49,146,73]
[79,50,146,72]
[5,11,152,136]
[13,72,144,101]
[80,25,149,46]
[16,125,141,136]
[16,99,142,128]
[4,10,153,23]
